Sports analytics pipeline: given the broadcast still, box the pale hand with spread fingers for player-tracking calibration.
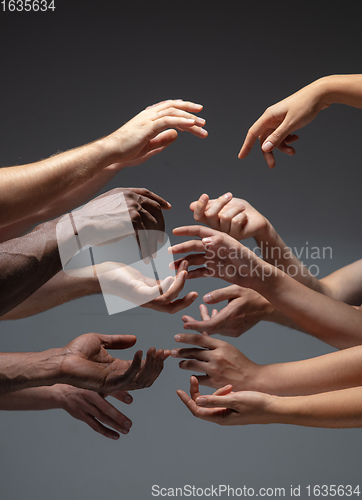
[172,331,259,390]
[181,286,273,336]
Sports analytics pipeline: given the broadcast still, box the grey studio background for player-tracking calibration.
[1,2,361,499]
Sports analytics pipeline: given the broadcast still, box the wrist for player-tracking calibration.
[253,218,275,248]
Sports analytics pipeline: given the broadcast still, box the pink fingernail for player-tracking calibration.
[262,141,273,152]
[202,237,212,244]
[204,294,212,303]
[171,350,178,357]
[196,397,207,406]
[174,334,181,341]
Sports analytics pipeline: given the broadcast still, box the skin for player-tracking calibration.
[172,327,362,397]
[177,377,362,428]
[0,99,207,228]
[0,332,170,395]
[238,74,362,168]
[180,195,362,345]
[169,225,362,349]
[0,260,197,320]
[0,187,172,317]
[0,385,134,440]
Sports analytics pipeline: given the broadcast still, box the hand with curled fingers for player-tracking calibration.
[56,384,134,440]
[169,225,268,288]
[60,332,170,393]
[182,285,273,337]
[171,331,259,391]
[177,376,277,426]
[190,193,269,241]
[141,260,198,314]
[106,99,208,166]
[95,259,198,314]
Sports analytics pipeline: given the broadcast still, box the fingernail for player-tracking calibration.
[204,294,212,303]
[262,141,273,152]
[196,397,207,406]
[174,334,181,341]
[200,194,208,202]
[112,434,120,440]
[171,349,178,357]
[202,237,212,244]
[124,421,132,430]
[186,118,195,123]
[124,396,132,404]
[184,325,191,330]
[224,193,232,200]
[120,429,129,435]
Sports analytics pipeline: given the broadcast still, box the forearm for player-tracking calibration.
[270,387,362,428]
[251,264,362,348]
[318,74,362,109]
[0,138,116,227]
[254,223,324,293]
[0,270,100,320]
[249,345,362,396]
[0,349,64,395]
[0,219,64,316]
[0,385,63,410]
[320,260,362,305]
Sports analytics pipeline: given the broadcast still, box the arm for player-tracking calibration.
[178,377,362,428]
[0,100,207,229]
[172,332,362,396]
[238,74,362,168]
[0,332,169,395]
[170,225,362,348]
[0,385,133,440]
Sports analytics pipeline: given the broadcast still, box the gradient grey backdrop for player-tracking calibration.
[1,2,361,499]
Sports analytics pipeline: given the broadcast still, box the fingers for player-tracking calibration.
[238,111,271,159]
[83,414,121,440]
[88,396,132,436]
[204,192,233,224]
[130,187,172,209]
[193,193,209,222]
[108,390,133,404]
[195,391,235,409]
[171,254,206,271]
[174,332,219,349]
[169,239,205,256]
[134,348,165,388]
[203,285,240,304]
[97,334,137,351]
[171,346,209,361]
[200,303,211,321]
[261,121,292,154]
[172,225,220,240]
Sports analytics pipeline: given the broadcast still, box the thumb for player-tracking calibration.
[262,122,292,152]
[98,334,137,350]
[196,392,236,409]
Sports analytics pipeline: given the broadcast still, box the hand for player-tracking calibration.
[55,384,133,440]
[105,100,208,165]
[170,225,265,288]
[182,285,273,337]
[238,79,329,168]
[141,260,198,314]
[177,376,276,426]
[60,333,170,393]
[172,332,259,390]
[190,194,269,241]
[96,259,198,313]
[239,80,329,168]
[72,187,171,257]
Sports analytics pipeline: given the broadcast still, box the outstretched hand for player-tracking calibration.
[177,376,276,426]
[61,333,170,393]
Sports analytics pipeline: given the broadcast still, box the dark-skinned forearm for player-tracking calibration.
[0,219,63,316]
